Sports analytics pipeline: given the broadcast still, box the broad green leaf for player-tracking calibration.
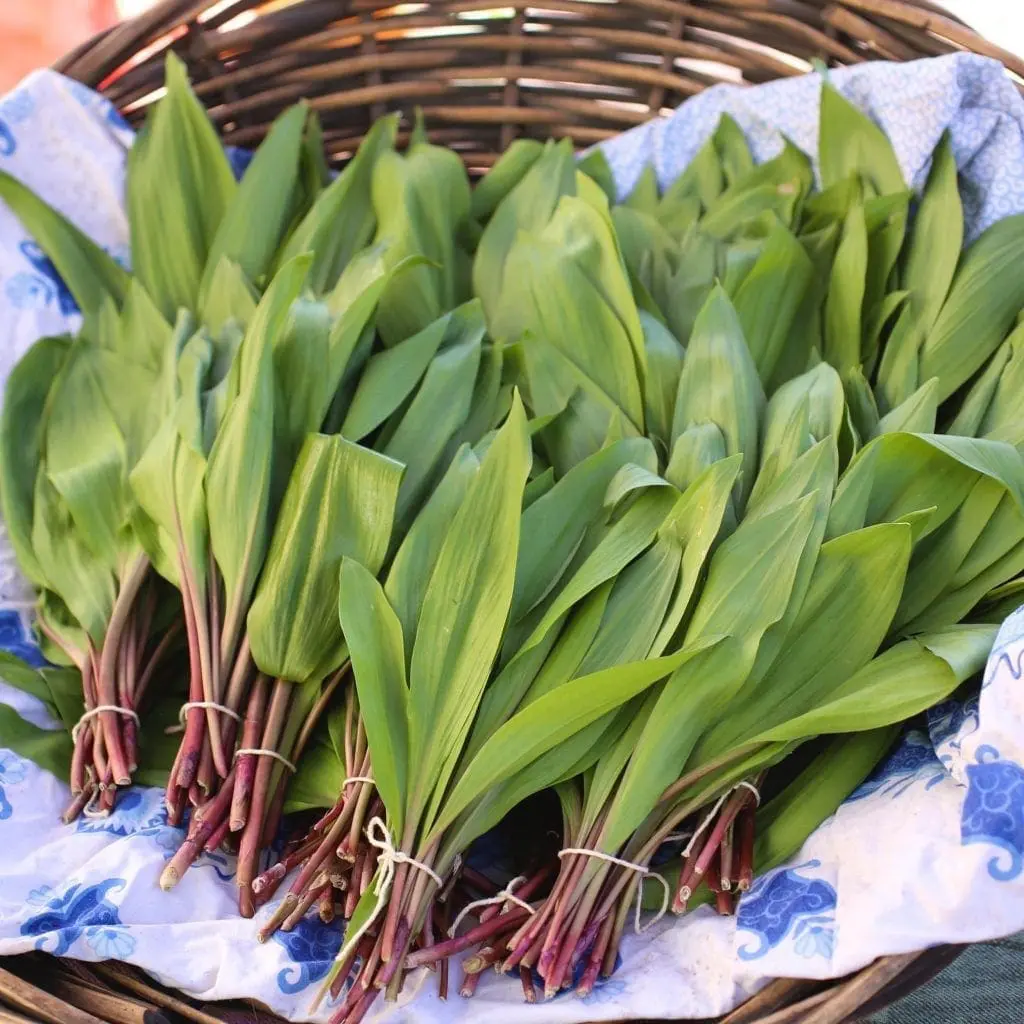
[512,437,657,622]
[818,82,904,195]
[279,114,398,294]
[430,646,709,839]
[473,139,545,221]
[713,522,912,753]
[901,131,962,337]
[862,191,910,369]
[406,396,531,830]
[624,165,659,214]
[731,224,812,382]
[339,559,410,837]
[874,378,938,436]
[661,131,722,211]
[524,488,678,653]
[576,149,616,204]
[199,257,258,337]
[248,434,404,683]
[665,422,728,493]
[0,335,71,586]
[385,446,480,661]
[474,139,576,322]
[671,285,764,508]
[715,114,754,186]
[652,455,742,653]
[755,627,994,743]
[383,320,483,527]
[371,138,472,344]
[0,703,73,781]
[340,312,449,441]
[823,204,867,373]
[602,637,745,851]
[200,102,307,303]
[128,53,235,319]
[919,212,1024,401]
[497,196,645,430]
[686,493,817,647]
[44,342,132,572]
[31,468,114,645]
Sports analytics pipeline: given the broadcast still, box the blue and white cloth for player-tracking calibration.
[2,53,1024,1022]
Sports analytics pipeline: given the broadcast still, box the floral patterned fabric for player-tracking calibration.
[2,56,1024,1022]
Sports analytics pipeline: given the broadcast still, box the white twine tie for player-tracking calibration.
[447,875,535,937]
[71,705,140,744]
[680,780,761,859]
[559,848,670,934]
[165,701,242,735]
[233,748,296,773]
[312,816,443,1011]
[342,775,375,788]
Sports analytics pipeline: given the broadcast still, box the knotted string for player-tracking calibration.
[71,705,139,744]
[312,816,443,1011]
[447,875,535,937]
[342,775,375,788]
[559,848,670,934]
[233,747,296,773]
[680,780,762,859]
[165,701,242,735]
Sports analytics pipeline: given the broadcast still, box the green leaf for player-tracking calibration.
[601,637,746,851]
[0,703,73,781]
[340,310,448,442]
[32,469,114,645]
[128,53,235,320]
[900,131,962,337]
[0,173,129,317]
[200,102,307,302]
[512,437,658,623]
[431,646,712,840]
[823,204,867,373]
[919,212,1024,402]
[731,223,813,382]
[248,434,404,683]
[671,284,764,509]
[406,396,532,831]
[623,165,659,214]
[371,138,472,344]
[339,559,410,837]
[754,627,993,743]
[382,308,485,527]
[280,114,398,294]
[473,139,545,221]
[576,149,616,205]
[0,335,71,586]
[874,377,939,436]
[661,131,722,211]
[715,114,754,187]
[497,195,645,431]
[199,257,258,337]
[474,139,576,323]
[818,82,904,195]
[713,522,912,753]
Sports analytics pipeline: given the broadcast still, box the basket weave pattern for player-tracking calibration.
[24,0,1017,1021]
[58,0,1024,167]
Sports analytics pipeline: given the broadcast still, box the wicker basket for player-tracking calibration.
[4,0,1014,1021]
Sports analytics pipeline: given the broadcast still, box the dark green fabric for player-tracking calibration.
[869,936,1024,1023]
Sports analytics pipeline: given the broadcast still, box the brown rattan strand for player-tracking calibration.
[55,0,1024,171]
[45,0,1002,1019]
[0,948,967,1023]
